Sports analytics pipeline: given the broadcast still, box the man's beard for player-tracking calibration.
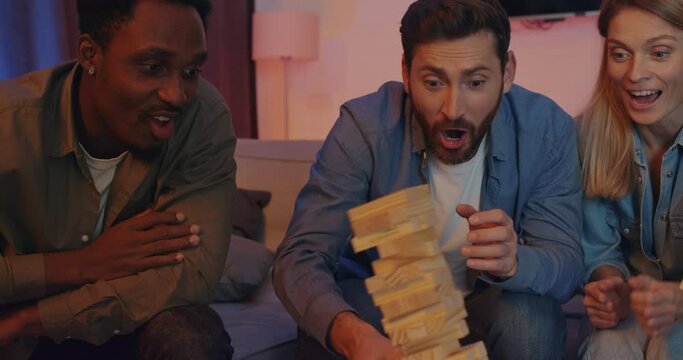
[414,95,501,165]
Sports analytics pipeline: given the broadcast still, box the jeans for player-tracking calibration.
[298,279,566,359]
[580,314,683,359]
[30,305,233,360]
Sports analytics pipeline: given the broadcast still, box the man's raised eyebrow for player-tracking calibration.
[131,47,208,64]
[463,65,491,76]
[418,64,491,77]
[132,47,175,60]
[418,65,448,78]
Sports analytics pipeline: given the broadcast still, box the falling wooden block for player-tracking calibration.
[402,331,462,360]
[348,185,431,220]
[349,200,435,237]
[377,234,441,258]
[378,286,464,321]
[366,256,449,293]
[445,341,487,360]
[351,216,437,253]
[371,269,459,306]
[371,257,425,275]
[384,305,468,346]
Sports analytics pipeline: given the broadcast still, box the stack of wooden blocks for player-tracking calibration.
[348,185,487,360]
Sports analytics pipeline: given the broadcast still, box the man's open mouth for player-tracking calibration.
[439,128,468,150]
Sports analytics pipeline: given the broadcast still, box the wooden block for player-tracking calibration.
[349,200,434,236]
[376,233,440,258]
[372,269,460,305]
[401,331,462,360]
[347,185,430,219]
[366,256,448,293]
[445,341,488,360]
[351,217,437,253]
[378,286,464,321]
[371,268,452,302]
[384,307,468,346]
[372,257,423,275]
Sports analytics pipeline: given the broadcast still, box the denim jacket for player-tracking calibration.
[273,81,583,346]
[582,128,683,282]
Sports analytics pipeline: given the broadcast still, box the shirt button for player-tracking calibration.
[623,228,630,234]
[635,149,641,155]
[667,170,673,178]
[661,214,667,221]
[113,329,121,335]
[81,234,90,242]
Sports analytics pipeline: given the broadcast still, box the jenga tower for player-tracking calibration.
[348,185,487,360]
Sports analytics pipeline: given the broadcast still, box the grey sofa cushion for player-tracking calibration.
[212,276,297,359]
[232,188,271,242]
[214,235,274,302]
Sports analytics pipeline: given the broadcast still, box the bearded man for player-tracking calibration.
[273,0,583,359]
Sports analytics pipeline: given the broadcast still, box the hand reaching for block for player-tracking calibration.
[456,204,518,279]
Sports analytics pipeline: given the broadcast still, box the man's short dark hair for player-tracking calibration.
[77,0,213,49]
[400,0,511,70]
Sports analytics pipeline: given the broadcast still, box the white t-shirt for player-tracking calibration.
[79,143,128,239]
[428,136,487,294]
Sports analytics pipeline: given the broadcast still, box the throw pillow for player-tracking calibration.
[232,188,271,242]
[214,234,275,302]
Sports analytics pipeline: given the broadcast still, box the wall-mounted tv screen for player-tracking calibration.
[500,0,602,18]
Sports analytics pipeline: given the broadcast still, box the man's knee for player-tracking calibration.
[488,292,565,359]
[495,292,565,331]
[136,305,233,360]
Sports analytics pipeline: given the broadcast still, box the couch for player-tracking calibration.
[211,138,590,360]
[211,139,322,359]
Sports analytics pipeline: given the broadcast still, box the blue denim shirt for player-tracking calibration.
[273,82,583,346]
[582,128,683,283]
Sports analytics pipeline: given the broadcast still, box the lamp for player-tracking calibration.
[252,11,319,139]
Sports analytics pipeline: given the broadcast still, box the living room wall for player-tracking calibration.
[254,0,602,140]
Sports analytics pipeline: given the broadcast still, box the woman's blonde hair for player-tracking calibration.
[581,0,683,198]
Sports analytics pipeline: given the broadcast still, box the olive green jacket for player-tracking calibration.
[0,62,236,357]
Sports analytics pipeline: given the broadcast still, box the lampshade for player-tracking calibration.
[252,11,319,61]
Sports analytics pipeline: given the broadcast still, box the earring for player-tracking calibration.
[88,66,95,76]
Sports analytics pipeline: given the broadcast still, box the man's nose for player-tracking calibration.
[441,87,464,120]
[158,75,188,108]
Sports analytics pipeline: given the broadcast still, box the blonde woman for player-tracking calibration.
[581,0,683,358]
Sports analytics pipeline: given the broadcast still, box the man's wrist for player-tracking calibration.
[328,311,367,356]
[589,266,625,282]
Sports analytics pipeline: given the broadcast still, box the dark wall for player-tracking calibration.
[500,0,601,17]
[203,0,257,138]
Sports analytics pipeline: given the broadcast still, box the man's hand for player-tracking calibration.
[329,312,402,360]
[45,210,201,291]
[628,275,680,337]
[583,276,630,329]
[456,205,518,279]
